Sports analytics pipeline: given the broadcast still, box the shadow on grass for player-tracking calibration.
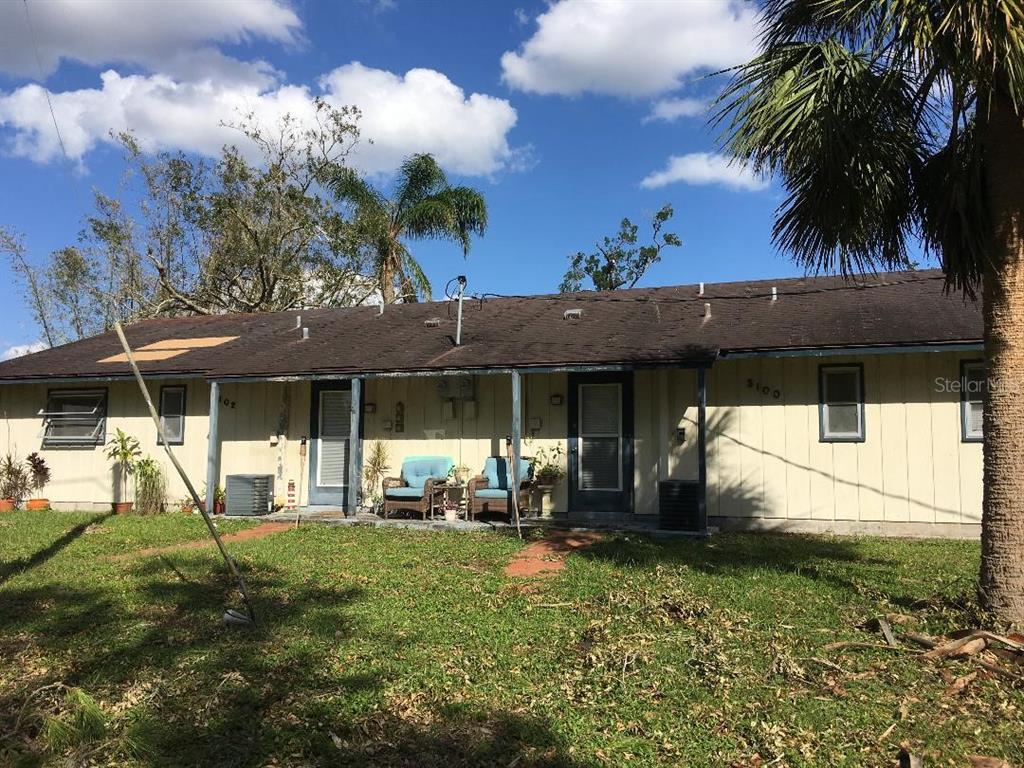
[0,512,113,587]
[0,546,595,767]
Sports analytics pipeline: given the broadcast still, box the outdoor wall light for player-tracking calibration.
[550,394,564,406]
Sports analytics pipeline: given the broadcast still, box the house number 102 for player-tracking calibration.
[746,379,782,399]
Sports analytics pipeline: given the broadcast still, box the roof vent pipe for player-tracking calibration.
[703,302,711,320]
[302,327,310,340]
[698,282,705,296]
[295,315,302,329]
[771,286,778,302]
[454,275,467,345]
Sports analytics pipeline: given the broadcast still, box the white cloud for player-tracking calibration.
[640,152,768,192]
[644,97,709,123]
[514,7,530,26]
[0,64,520,177]
[0,0,300,86]
[0,341,46,361]
[501,0,759,97]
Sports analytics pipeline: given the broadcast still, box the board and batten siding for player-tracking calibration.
[0,379,313,510]
[704,352,983,537]
[362,373,571,511]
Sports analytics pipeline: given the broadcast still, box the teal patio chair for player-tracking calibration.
[382,455,455,519]
[466,456,533,521]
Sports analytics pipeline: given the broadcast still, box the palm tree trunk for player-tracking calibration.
[979,87,1024,626]
[380,248,395,304]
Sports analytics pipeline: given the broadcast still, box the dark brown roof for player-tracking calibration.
[0,269,981,382]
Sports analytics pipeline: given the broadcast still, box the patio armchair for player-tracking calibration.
[466,456,534,521]
[382,455,455,519]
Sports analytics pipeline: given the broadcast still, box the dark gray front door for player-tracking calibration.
[567,372,634,513]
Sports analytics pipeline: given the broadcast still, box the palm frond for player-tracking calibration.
[398,245,432,301]
[402,187,488,255]
[914,117,989,294]
[717,39,921,273]
[329,167,387,218]
[394,154,448,214]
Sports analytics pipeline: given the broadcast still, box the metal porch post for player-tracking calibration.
[206,381,220,514]
[348,377,363,517]
[511,369,522,482]
[697,365,708,533]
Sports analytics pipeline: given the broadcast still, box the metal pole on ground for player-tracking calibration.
[113,322,257,626]
[509,369,523,539]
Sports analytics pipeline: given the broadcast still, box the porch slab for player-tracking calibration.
[258,509,710,537]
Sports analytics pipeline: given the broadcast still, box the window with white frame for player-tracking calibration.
[41,389,107,448]
[961,361,985,442]
[159,385,186,445]
[819,365,864,442]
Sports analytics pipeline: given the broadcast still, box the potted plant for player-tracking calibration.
[105,428,141,513]
[25,452,51,510]
[213,485,226,515]
[179,496,196,514]
[0,453,30,511]
[450,463,471,485]
[529,443,566,487]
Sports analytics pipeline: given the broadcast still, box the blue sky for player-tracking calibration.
[0,0,818,357]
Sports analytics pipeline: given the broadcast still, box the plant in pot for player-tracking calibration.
[134,457,167,515]
[25,452,51,510]
[529,444,566,487]
[179,496,196,514]
[105,429,141,513]
[213,485,226,515]
[0,453,31,511]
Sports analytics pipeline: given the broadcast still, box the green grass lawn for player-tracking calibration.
[1,511,1021,767]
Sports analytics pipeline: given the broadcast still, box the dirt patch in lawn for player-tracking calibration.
[108,521,292,560]
[504,530,604,578]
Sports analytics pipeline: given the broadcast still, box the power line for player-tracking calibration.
[21,0,71,168]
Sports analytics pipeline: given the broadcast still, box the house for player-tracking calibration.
[0,269,984,538]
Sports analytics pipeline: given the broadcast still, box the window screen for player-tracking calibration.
[41,389,107,448]
[819,366,864,441]
[961,361,984,442]
[159,386,186,445]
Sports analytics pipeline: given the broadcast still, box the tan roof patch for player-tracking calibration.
[98,350,188,364]
[138,336,238,351]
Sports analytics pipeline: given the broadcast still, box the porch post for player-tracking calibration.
[206,381,220,514]
[348,377,362,517]
[696,365,708,533]
[511,369,522,481]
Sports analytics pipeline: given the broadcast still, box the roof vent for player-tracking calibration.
[771,286,778,302]
[294,314,302,329]
[563,308,583,321]
[698,282,705,296]
[301,327,310,340]
[424,317,441,328]
[703,302,711,320]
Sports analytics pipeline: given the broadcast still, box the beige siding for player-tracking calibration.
[706,352,983,533]
[0,350,983,535]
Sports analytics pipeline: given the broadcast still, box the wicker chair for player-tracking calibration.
[382,456,454,519]
[466,456,533,521]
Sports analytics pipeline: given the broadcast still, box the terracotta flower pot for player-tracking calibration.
[26,498,50,511]
[0,499,15,512]
[111,501,134,514]
[214,501,225,515]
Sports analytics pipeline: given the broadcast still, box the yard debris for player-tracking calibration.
[941,671,977,698]
[902,631,1023,681]
[967,756,1014,768]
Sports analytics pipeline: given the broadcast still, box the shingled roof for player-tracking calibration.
[0,269,981,383]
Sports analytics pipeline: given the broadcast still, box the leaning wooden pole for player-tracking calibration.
[506,436,522,540]
[113,322,257,625]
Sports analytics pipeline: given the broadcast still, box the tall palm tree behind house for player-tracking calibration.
[330,154,488,303]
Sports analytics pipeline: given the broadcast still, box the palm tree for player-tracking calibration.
[718,1,1024,624]
[330,154,488,302]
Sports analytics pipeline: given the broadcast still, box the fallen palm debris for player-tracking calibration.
[830,620,1024,682]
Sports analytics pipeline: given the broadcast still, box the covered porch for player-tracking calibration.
[206,364,712,531]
